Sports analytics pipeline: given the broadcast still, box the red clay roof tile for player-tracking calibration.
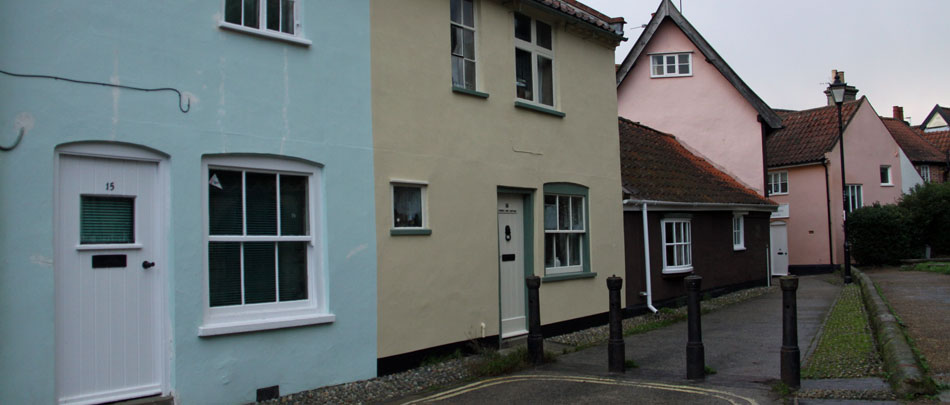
[881,117,945,164]
[531,0,624,36]
[921,129,950,156]
[619,117,772,206]
[767,99,862,167]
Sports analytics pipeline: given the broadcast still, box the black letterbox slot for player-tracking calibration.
[501,254,516,262]
[92,254,127,268]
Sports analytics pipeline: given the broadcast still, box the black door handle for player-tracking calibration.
[142,261,156,269]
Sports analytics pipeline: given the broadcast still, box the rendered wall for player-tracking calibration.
[372,0,625,358]
[768,165,833,266]
[617,20,765,194]
[0,1,376,404]
[899,149,924,193]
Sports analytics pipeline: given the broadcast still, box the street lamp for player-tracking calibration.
[829,76,853,284]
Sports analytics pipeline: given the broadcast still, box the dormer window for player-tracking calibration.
[650,52,691,78]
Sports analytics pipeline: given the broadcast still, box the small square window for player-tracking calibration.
[880,165,892,185]
[393,184,426,229]
[768,171,789,195]
[80,196,135,244]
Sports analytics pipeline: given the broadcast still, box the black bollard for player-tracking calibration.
[780,276,801,389]
[607,275,625,373]
[685,275,705,380]
[526,275,544,365]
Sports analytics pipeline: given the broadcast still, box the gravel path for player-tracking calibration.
[257,285,776,405]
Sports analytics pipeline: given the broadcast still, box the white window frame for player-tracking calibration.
[845,184,863,213]
[660,218,693,274]
[650,52,693,78]
[768,171,789,195]
[391,180,428,230]
[733,212,746,251]
[544,194,586,275]
[450,0,478,91]
[218,0,311,46]
[919,165,931,182]
[199,155,331,337]
[514,13,556,108]
[880,165,893,186]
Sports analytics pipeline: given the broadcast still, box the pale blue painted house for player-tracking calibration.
[0,1,376,404]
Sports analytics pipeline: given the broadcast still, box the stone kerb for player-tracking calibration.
[853,268,936,396]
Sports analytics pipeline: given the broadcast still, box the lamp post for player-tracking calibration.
[829,76,853,284]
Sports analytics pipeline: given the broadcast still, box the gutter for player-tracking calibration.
[624,199,658,313]
[823,159,836,269]
[622,199,777,212]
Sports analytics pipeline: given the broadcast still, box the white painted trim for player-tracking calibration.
[76,243,143,251]
[660,218,692,274]
[198,312,335,337]
[732,213,746,251]
[768,171,789,196]
[218,21,313,46]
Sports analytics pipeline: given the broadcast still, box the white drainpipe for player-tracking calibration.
[642,202,658,313]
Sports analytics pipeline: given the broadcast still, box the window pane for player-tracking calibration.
[571,196,583,230]
[246,172,278,235]
[244,242,276,304]
[80,196,134,244]
[880,167,889,183]
[666,244,675,267]
[393,186,422,227]
[666,55,676,65]
[684,244,691,265]
[280,174,308,236]
[452,56,465,88]
[451,27,463,56]
[450,0,461,23]
[244,0,259,28]
[569,234,581,266]
[667,64,675,74]
[281,0,294,34]
[538,56,554,106]
[558,196,570,230]
[462,0,474,27]
[515,48,533,100]
[209,242,242,307]
[225,0,242,24]
[679,63,690,74]
[536,20,552,49]
[514,13,531,41]
[463,28,475,59]
[654,65,664,76]
[678,54,689,64]
[267,0,279,31]
[665,222,673,242]
[278,242,307,302]
[684,222,691,243]
[556,234,568,267]
[544,195,557,230]
[464,59,476,90]
[209,169,243,235]
[545,233,555,267]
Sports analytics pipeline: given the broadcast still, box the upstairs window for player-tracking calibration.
[451,0,477,90]
[650,52,692,78]
[845,184,863,213]
[222,0,309,45]
[768,171,788,195]
[514,13,555,107]
[918,165,931,182]
[880,165,892,186]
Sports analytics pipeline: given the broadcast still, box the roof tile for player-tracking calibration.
[881,117,945,163]
[531,0,624,36]
[767,99,862,167]
[921,129,950,156]
[619,117,772,206]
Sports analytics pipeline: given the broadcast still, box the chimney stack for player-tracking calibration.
[824,69,859,106]
[893,106,905,122]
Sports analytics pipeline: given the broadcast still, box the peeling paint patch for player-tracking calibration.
[346,244,368,260]
[15,112,34,132]
[30,255,53,267]
[183,91,199,107]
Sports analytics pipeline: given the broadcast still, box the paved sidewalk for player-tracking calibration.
[864,267,950,390]
[391,275,844,405]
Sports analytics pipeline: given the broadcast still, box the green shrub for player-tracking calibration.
[899,182,950,256]
[847,203,915,265]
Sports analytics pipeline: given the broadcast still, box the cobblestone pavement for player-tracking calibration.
[863,267,950,386]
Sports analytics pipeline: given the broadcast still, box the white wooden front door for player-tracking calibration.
[56,151,164,405]
[770,221,789,276]
[498,194,527,338]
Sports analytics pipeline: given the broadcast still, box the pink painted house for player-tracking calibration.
[766,74,905,272]
[615,0,782,196]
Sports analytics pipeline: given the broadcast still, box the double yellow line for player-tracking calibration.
[402,374,760,405]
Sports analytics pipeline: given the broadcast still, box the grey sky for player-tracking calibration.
[584,0,950,125]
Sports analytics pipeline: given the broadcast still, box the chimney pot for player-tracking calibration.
[893,106,904,122]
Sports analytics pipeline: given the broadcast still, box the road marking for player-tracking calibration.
[402,374,759,405]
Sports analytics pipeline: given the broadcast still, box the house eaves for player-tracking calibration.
[521,0,626,45]
[614,0,782,129]
[622,199,777,212]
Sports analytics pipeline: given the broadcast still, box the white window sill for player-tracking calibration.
[218,21,312,46]
[662,266,693,275]
[198,312,334,337]
[770,192,789,196]
[76,243,143,251]
[733,246,746,251]
[881,184,894,187]
[650,73,693,79]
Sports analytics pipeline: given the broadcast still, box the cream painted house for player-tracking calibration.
[371,0,626,371]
